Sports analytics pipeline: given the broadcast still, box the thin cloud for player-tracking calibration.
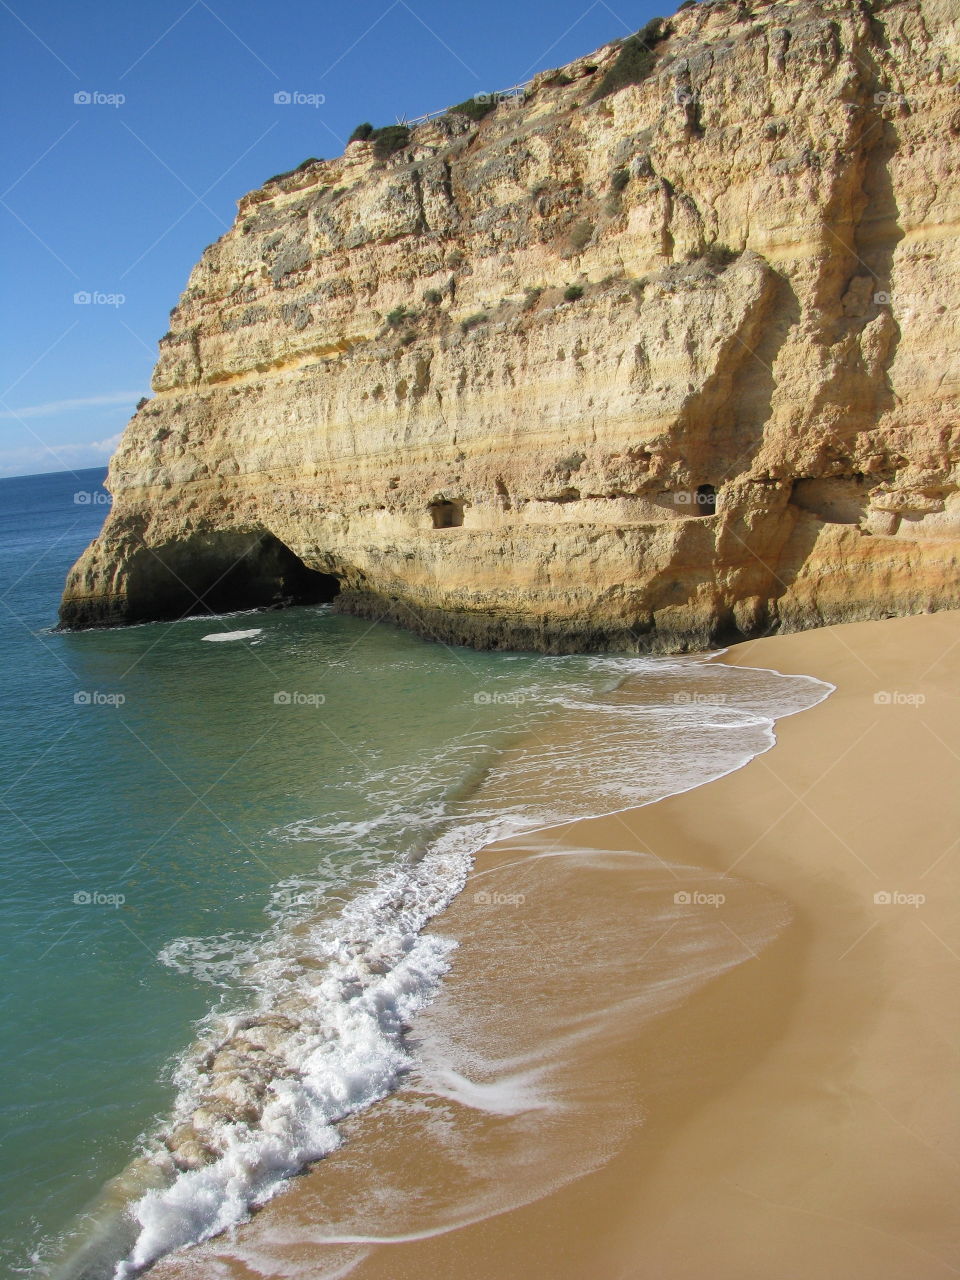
[0,433,124,479]
[0,391,146,420]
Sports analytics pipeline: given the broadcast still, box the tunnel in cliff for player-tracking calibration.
[121,530,340,623]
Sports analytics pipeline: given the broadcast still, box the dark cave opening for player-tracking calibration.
[429,499,465,529]
[695,484,717,516]
[124,531,341,623]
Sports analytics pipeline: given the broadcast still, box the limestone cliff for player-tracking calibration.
[61,0,960,652]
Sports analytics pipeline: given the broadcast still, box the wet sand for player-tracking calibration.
[151,611,960,1279]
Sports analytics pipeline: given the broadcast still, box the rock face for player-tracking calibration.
[61,0,960,652]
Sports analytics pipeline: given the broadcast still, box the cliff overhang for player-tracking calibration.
[60,0,960,651]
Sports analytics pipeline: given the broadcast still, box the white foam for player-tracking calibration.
[423,1066,553,1116]
[108,654,831,1277]
[116,820,512,1276]
[200,628,263,642]
[158,934,264,987]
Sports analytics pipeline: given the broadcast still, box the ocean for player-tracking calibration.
[0,466,830,1278]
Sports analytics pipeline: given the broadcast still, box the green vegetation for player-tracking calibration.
[263,156,322,186]
[689,243,740,271]
[564,284,585,302]
[522,286,543,311]
[371,124,411,160]
[449,95,498,122]
[461,312,489,333]
[386,306,414,328]
[348,122,412,160]
[423,288,444,305]
[568,219,593,252]
[590,19,669,103]
[606,173,629,216]
[556,451,586,474]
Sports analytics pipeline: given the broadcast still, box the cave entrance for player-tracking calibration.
[695,484,717,516]
[125,530,341,623]
[429,499,465,529]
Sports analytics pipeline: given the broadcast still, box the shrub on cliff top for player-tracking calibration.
[371,124,412,161]
[349,122,374,143]
[263,156,322,185]
[449,95,498,122]
[590,19,669,103]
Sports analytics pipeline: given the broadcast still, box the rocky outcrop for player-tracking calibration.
[61,0,960,651]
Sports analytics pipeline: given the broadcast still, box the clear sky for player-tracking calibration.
[0,0,662,478]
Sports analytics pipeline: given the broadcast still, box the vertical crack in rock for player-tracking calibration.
[60,0,960,649]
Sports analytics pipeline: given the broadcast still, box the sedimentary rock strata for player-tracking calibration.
[61,0,960,651]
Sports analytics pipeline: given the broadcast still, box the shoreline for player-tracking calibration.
[148,611,960,1279]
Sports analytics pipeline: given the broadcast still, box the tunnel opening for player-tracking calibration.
[429,499,465,529]
[695,484,717,516]
[124,530,340,623]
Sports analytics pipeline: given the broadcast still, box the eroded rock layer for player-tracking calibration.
[61,0,960,651]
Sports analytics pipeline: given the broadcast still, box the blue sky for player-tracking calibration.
[0,0,660,479]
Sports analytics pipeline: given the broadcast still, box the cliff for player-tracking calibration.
[60,0,960,652]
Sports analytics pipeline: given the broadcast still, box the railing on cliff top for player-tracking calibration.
[397,82,533,127]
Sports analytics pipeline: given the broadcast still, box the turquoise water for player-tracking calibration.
[1,468,830,1278]
[0,469,630,1274]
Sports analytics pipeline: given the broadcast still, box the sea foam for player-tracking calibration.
[105,653,830,1277]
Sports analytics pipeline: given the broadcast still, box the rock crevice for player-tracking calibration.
[61,0,960,650]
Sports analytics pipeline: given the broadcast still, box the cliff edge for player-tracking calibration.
[61,0,960,652]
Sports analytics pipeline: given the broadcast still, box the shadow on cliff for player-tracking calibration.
[715,267,802,489]
[122,531,341,624]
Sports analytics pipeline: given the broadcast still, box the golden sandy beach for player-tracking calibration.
[151,611,960,1280]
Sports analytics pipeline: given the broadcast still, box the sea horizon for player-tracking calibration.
[0,466,831,1278]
